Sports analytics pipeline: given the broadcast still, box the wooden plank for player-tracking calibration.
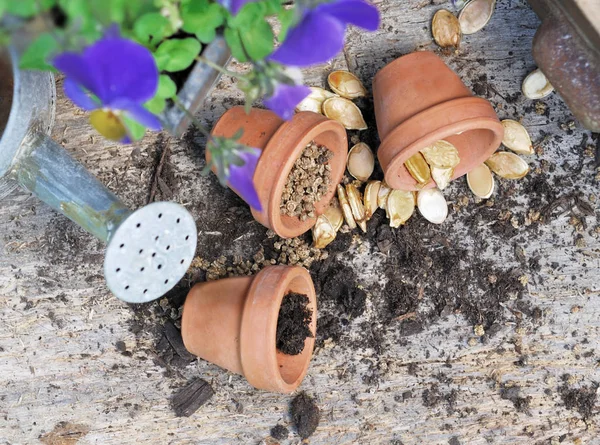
[1,2,599,444]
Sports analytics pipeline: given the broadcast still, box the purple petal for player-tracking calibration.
[228,148,262,211]
[104,23,121,39]
[264,83,311,120]
[317,0,380,32]
[217,0,257,14]
[112,99,162,130]
[63,78,99,111]
[83,38,158,104]
[54,53,102,97]
[270,12,345,67]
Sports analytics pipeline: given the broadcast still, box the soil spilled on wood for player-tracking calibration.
[290,392,320,439]
[276,292,313,355]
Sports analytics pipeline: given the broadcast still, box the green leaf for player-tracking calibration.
[145,96,166,115]
[157,75,177,99]
[89,0,127,25]
[238,20,274,61]
[7,0,55,17]
[181,0,224,44]
[0,0,8,19]
[134,12,173,46]
[224,27,246,62]
[19,33,59,71]
[154,38,201,72]
[227,2,266,28]
[263,0,283,15]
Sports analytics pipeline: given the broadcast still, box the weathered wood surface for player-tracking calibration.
[1,1,599,444]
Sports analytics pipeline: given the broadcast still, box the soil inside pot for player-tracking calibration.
[276,291,313,356]
[280,141,333,221]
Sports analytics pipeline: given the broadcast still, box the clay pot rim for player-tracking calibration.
[380,97,504,190]
[240,266,316,393]
[254,113,347,237]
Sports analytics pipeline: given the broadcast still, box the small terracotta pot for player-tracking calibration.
[210,106,348,238]
[181,265,317,394]
[373,51,504,191]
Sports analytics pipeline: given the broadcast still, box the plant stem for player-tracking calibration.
[195,56,243,79]
[173,97,212,140]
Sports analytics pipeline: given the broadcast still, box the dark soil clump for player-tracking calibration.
[290,392,320,439]
[276,292,313,355]
[559,378,598,420]
[500,384,531,414]
[270,424,289,440]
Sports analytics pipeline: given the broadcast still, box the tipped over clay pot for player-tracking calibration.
[181,265,317,393]
[373,51,504,191]
[211,106,348,238]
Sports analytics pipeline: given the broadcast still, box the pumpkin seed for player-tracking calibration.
[323,97,368,130]
[466,163,495,198]
[431,166,454,190]
[324,202,344,232]
[328,70,367,99]
[405,152,432,185]
[346,184,367,232]
[378,181,392,210]
[387,189,416,228]
[522,69,554,100]
[421,140,460,169]
[295,87,337,114]
[501,120,533,155]
[364,180,381,220]
[458,0,496,35]
[312,215,337,249]
[337,184,357,229]
[485,152,530,179]
[347,142,375,182]
[432,9,462,48]
[417,188,448,224]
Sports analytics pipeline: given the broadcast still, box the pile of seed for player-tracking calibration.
[189,233,327,281]
[280,141,333,220]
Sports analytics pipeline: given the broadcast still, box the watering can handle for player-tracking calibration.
[12,132,132,242]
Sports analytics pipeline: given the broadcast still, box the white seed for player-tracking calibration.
[324,204,344,232]
[378,181,392,210]
[421,140,461,169]
[328,71,367,99]
[337,184,356,229]
[312,215,337,249]
[295,87,337,114]
[458,0,496,35]
[417,188,448,224]
[364,180,381,220]
[432,9,462,48]
[431,166,454,190]
[501,119,533,155]
[387,190,416,228]
[485,152,530,179]
[467,164,495,198]
[522,69,554,100]
[323,97,368,130]
[347,142,375,182]
[346,184,366,232]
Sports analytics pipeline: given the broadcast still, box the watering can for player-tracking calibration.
[0,46,197,304]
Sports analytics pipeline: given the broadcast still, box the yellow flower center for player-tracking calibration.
[89,109,127,141]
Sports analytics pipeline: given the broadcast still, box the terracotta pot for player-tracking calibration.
[181,265,317,393]
[373,51,504,191]
[210,106,348,238]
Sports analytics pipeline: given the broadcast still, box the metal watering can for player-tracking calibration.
[0,46,197,304]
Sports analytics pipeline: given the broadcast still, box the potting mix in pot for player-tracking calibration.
[3,0,596,442]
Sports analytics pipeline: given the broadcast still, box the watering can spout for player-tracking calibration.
[0,47,197,304]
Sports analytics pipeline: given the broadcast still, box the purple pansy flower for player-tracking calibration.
[270,0,380,67]
[53,36,161,142]
[264,82,311,120]
[217,0,257,14]
[228,148,262,211]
